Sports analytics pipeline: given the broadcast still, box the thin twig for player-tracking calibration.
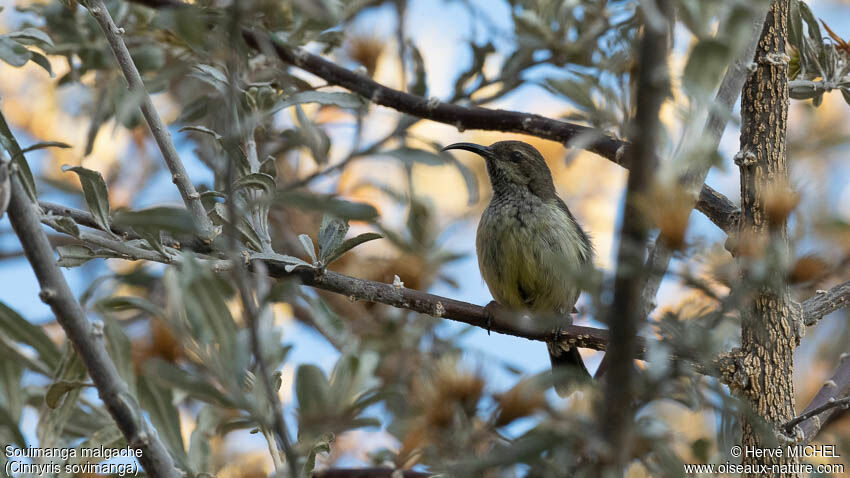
[0,109,181,478]
[794,354,850,443]
[83,0,215,240]
[784,396,850,435]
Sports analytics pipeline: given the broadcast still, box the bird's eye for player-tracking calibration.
[509,151,523,162]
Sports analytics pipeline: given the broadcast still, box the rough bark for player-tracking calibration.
[735,0,799,475]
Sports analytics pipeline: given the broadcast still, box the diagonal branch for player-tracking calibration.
[0,110,181,478]
[802,281,850,327]
[601,1,670,467]
[249,30,739,233]
[789,353,850,443]
[122,0,740,234]
[83,0,215,240]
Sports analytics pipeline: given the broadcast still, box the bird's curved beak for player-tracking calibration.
[441,142,493,159]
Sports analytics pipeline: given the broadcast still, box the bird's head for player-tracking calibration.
[441,140,556,199]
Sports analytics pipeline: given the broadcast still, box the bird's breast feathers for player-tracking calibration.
[476,199,591,313]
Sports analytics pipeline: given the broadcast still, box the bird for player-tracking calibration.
[442,140,593,396]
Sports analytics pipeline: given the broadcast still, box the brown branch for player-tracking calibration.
[313,468,430,478]
[601,1,669,468]
[122,0,739,233]
[791,354,850,443]
[265,262,631,357]
[0,110,181,478]
[802,281,850,327]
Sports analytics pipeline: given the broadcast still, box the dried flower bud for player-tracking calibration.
[493,378,546,427]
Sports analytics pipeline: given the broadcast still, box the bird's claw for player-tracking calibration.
[483,301,502,336]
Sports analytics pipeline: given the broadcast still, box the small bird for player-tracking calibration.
[442,140,593,395]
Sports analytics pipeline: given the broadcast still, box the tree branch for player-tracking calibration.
[265,262,632,357]
[802,281,850,327]
[248,30,739,232]
[83,0,215,240]
[601,1,669,468]
[126,0,742,233]
[788,353,850,443]
[0,110,181,478]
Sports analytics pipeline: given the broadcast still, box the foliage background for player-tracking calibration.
[1,0,850,476]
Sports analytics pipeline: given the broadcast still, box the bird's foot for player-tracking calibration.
[483,301,508,336]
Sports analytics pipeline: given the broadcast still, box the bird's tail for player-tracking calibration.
[548,342,590,397]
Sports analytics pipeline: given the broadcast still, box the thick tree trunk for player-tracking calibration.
[735,0,799,476]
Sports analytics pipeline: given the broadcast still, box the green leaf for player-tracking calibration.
[62,165,112,233]
[113,206,199,235]
[137,375,189,469]
[0,405,26,448]
[188,406,222,475]
[38,348,89,447]
[210,203,264,252]
[0,109,37,201]
[7,27,54,48]
[0,302,61,370]
[270,91,366,114]
[60,425,125,477]
[683,39,730,95]
[276,191,379,221]
[798,1,823,45]
[251,252,315,273]
[56,244,106,268]
[96,296,163,317]
[0,36,31,67]
[190,64,229,94]
[179,125,223,140]
[45,380,92,409]
[296,364,331,416]
[234,173,276,194]
[104,318,134,394]
[789,0,805,51]
[27,51,54,77]
[318,214,349,264]
[299,234,317,263]
[295,105,331,165]
[325,232,383,265]
[0,360,24,423]
[303,433,334,475]
[143,359,236,408]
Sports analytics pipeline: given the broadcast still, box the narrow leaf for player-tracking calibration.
[62,165,111,233]
[299,234,317,263]
[325,232,383,265]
